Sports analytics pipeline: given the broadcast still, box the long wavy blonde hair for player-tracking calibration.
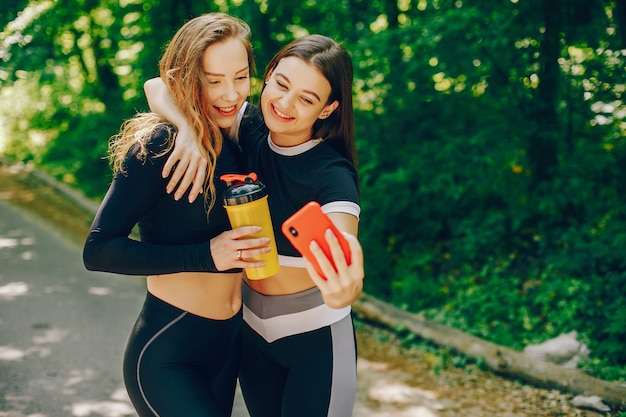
[109,13,254,211]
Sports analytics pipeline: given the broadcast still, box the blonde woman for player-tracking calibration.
[83,13,270,416]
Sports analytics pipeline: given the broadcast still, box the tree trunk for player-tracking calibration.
[528,0,562,186]
[614,0,626,48]
[352,293,626,410]
[382,0,399,30]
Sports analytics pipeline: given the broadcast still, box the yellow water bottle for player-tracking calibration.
[220,173,280,280]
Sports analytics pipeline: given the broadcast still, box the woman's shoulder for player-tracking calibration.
[239,103,268,147]
[313,141,355,167]
[244,102,262,119]
[142,123,175,152]
[121,120,175,171]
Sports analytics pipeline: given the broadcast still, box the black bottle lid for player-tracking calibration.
[221,173,267,205]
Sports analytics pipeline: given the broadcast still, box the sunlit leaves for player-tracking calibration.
[0,0,53,61]
[370,14,388,33]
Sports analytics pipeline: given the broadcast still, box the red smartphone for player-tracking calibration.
[281,201,351,279]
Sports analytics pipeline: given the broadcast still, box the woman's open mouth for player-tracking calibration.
[271,104,294,121]
[216,105,237,116]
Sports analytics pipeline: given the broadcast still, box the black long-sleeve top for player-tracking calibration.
[82,125,242,275]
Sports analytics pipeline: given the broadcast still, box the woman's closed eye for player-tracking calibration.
[269,76,317,105]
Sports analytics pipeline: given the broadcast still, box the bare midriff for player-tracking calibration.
[244,265,314,295]
[147,272,243,320]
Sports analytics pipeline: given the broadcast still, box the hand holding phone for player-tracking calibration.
[281,202,351,279]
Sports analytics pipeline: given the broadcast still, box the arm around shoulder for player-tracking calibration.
[143,76,207,201]
[144,77,188,128]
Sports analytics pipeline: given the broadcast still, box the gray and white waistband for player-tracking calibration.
[242,281,351,343]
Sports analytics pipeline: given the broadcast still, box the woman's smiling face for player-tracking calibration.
[261,56,338,146]
[202,38,251,130]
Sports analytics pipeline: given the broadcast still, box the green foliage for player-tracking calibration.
[423,263,588,347]
[41,113,119,195]
[2,0,626,381]
[351,0,626,378]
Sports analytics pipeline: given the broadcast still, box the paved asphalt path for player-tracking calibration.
[0,199,250,417]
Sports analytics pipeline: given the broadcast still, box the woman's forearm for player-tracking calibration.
[144,77,189,129]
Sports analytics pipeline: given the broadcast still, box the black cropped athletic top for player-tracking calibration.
[234,104,360,265]
[83,124,242,275]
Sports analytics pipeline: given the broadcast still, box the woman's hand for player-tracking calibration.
[163,125,207,203]
[210,226,272,271]
[305,229,364,309]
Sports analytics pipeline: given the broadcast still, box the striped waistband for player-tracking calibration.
[242,281,351,343]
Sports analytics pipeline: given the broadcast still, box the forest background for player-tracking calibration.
[1,0,625,383]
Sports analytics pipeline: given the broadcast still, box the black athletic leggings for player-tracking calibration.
[239,283,357,417]
[123,292,242,417]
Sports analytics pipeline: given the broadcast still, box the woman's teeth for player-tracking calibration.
[274,106,293,119]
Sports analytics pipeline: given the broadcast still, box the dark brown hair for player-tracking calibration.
[262,35,357,168]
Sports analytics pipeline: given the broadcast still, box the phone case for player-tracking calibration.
[281,201,351,279]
